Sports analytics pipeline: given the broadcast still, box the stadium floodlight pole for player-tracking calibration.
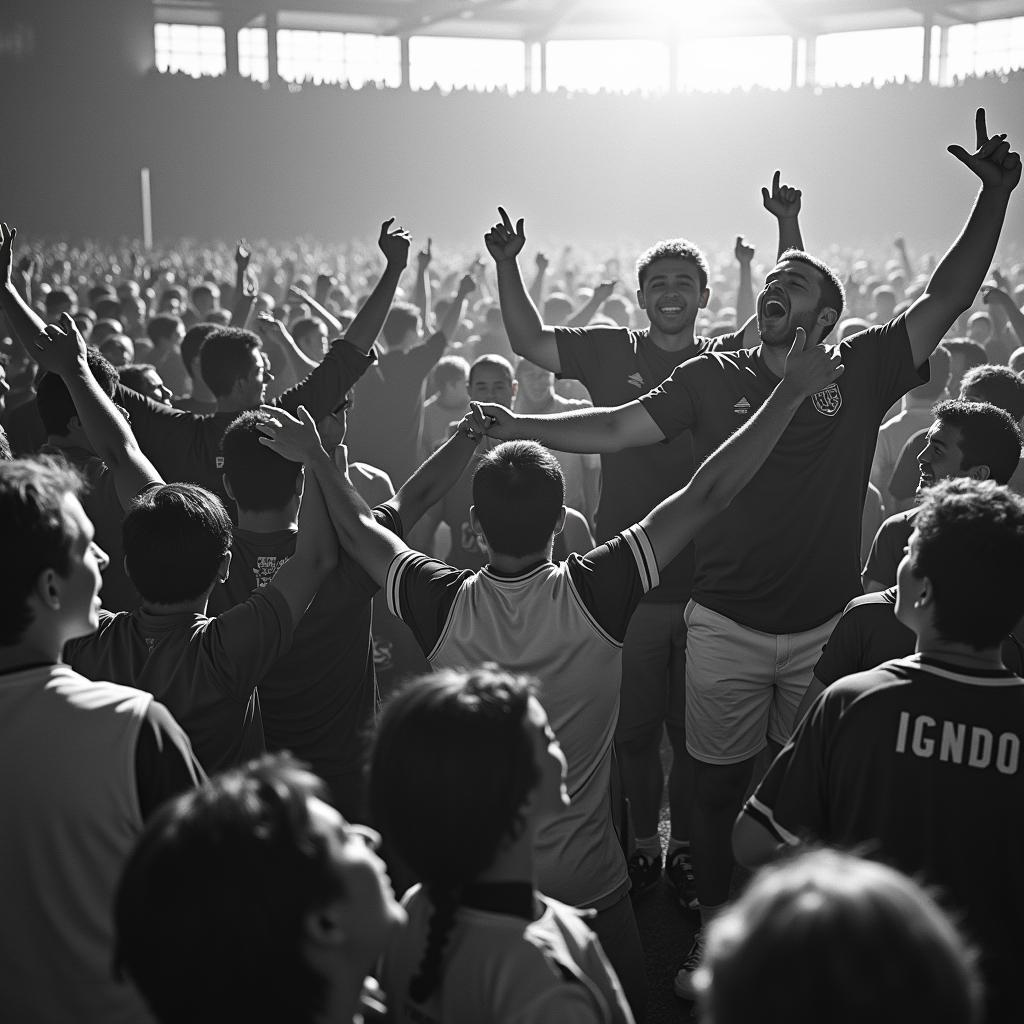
[140,167,152,251]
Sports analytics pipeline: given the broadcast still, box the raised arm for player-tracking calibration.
[983,285,1024,349]
[34,314,163,509]
[230,241,255,327]
[485,207,562,373]
[640,328,843,569]
[762,170,804,257]
[734,235,756,325]
[529,251,549,306]
[257,426,339,623]
[905,108,1020,367]
[0,223,50,354]
[257,406,408,587]
[343,218,411,355]
[566,280,615,329]
[894,236,915,282]
[288,284,343,334]
[386,412,483,530]
[435,273,476,344]
[414,238,433,331]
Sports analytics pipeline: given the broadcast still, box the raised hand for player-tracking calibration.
[255,311,294,347]
[242,267,259,298]
[235,239,251,273]
[761,170,802,220]
[781,327,844,396]
[592,280,616,304]
[948,108,1021,193]
[469,401,518,441]
[484,207,526,264]
[378,218,412,269]
[317,403,348,451]
[417,238,433,272]
[0,222,17,286]
[735,235,755,264]
[535,252,549,273]
[456,273,476,301]
[982,285,1011,307]
[257,404,325,463]
[992,268,1012,293]
[34,312,88,376]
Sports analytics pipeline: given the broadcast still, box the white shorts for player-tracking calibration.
[683,600,839,765]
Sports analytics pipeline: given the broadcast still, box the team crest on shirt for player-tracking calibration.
[811,383,842,417]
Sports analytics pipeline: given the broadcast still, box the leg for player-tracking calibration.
[665,609,693,838]
[589,891,648,1023]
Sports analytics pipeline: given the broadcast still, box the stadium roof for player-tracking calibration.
[158,0,1024,40]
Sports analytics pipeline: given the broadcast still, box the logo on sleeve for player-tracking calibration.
[811,384,842,417]
[733,397,750,415]
[627,372,644,389]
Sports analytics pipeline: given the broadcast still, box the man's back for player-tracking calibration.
[386,524,658,907]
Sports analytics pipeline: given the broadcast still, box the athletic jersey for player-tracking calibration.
[383,886,633,1024]
[206,506,403,815]
[863,507,918,587]
[556,326,735,604]
[115,338,374,506]
[745,654,1024,1021]
[65,586,294,773]
[0,665,199,1024]
[386,525,659,907]
[814,588,1024,685]
[640,315,925,632]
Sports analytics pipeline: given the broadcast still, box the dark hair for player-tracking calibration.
[199,328,262,398]
[699,849,981,1024]
[93,297,122,322]
[777,249,846,338]
[0,456,82,644]
[181,323,221,380]
[381,303,419,350]
[191,282,219,306]
[44,288,75,316]
[912,344,951,400]
[933,399,1023,486]
[472,441,563,557]
[122,484,232,603]
[147,314,183,346]
[944,338,987,372]
[636,238,710,291]
[911,478,1024,649]
[960,364,1024,422]
[369,667,541,1002]
[115,753,342,1024]
[35,349,118,437]
[0,425,11,462]
[222,411,302,513]
[291,318,323,344]
[118,364,161,395]
[469,354,514,386]
[433,355,469,389]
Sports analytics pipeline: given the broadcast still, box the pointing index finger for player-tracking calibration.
[498,206,514,232]
[772,169,781,194]
[976,107,988,149]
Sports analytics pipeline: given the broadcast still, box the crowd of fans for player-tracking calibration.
[1,105,1024,1024]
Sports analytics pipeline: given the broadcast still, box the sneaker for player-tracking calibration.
[627,849,662,899]
[672,930,705,1001]
[666,847,699,910]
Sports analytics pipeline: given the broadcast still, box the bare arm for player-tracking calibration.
[894,236,915,281]
[983,286,1024,348]
[566,281,615,329]
[386,414,482,531]
[734,236,755,325]
[435,274,476,344]
[257,406,408,587]
[288,285,343,334]
[905,109,1021,367]
[529,251,549,306]
[0,223,50,357]
[343,219,411,355]
[639,329,844,570]
[762,170,804,257]
[486,207,562,373]
[413,239,433,331]
[35,315,163,509]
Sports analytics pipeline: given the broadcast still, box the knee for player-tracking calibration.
[693,760,750,811]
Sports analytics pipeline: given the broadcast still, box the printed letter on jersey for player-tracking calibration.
[811,383,842,417]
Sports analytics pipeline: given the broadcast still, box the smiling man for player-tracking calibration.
[476,110,1021,992]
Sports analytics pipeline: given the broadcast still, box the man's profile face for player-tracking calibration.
[59,493,109,640]
[470,365,515,407]
[917,420,967,494]
[239,348,272,408]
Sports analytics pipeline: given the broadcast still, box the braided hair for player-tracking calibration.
[369,665,542,1002]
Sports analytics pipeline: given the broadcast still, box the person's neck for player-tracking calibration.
[915,634,1004,670]
[647,321,698,353]
[140,594,210,617]
[758,342,790,379]
[0,636,62,675]
[236,506,298,532]
[475,831,536,888]
[485,542,553,576]
[314,967,367,1024]
[189,376,216,402]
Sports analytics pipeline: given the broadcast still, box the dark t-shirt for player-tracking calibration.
[206,506,404,814]
[345,332,446,487]
[65,586,294,773]
[814,588,1024,685]
[863,508,918,587]
[555,326,739,604]
[639,315,925,632]
[746,655,1024,1022]
[116,338,374,506]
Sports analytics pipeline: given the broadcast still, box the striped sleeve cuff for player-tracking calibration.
[385,549,421,619]
[743,795,801,847]
[621,523,660,594]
